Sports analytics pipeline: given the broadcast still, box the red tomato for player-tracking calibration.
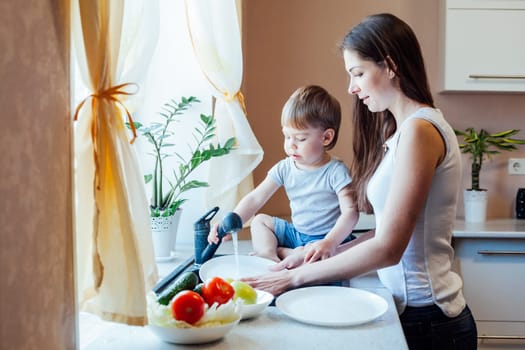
[171,290,206,324]
[201,276,235,306]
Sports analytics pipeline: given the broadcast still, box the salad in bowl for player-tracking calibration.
[147,272,241,344]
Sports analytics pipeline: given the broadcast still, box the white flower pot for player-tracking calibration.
[150,209,182,260]
[463,189,487,223]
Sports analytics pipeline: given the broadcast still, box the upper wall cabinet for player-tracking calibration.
[440,0,525,92]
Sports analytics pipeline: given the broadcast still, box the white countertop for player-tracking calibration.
[352,215,525,238]
[453,219,525,238]
[80,240,408,350]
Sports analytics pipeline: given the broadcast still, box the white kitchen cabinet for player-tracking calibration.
[440,0,525,92]
[453,235,525,348]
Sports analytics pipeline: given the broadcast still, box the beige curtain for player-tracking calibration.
[72,0,159,325]
[185,0,263,214]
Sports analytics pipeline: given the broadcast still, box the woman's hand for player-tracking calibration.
[272,246,307,271]
[241,269,293,296]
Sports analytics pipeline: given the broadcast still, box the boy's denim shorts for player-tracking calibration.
[273,217,354,249]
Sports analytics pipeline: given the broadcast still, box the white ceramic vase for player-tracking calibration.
[150,209,182,260]
[463,189,487,223]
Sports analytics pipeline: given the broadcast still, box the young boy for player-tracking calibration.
[209,85,359,263]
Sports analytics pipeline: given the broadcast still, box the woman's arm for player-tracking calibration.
[243,119,446,295]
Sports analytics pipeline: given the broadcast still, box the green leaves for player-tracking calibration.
[128,96,236,217]
[455,127,525,190]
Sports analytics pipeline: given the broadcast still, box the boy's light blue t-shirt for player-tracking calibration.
[268,157,352,236]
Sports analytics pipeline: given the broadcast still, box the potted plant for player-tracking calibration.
[455,127,525,222]
[129,96,235,258]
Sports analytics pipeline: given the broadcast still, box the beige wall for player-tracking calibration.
[243,0,525,219]
[0,1,76,349]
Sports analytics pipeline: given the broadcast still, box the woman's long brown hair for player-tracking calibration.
[340,13,435,213]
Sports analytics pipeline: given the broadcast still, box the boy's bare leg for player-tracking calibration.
[274,245,307,270]
[250,214,280,262]
[277,247,294,259]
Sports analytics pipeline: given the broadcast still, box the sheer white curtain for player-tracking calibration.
[185,0,263,216]
[72,0,159,325]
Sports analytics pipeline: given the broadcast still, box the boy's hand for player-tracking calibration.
[303,239,336,263]
[207,222,232,244]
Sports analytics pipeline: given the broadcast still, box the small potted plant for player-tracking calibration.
[129,96,235,258]
[455,127,525,222]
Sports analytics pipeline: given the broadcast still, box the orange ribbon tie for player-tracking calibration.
[73,82,139,144]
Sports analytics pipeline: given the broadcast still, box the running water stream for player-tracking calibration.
[231,231,240,279]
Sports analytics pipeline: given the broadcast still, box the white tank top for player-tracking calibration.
[367,107,466,317]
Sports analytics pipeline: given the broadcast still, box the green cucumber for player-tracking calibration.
[193,282,204,296]
[157,271,199,305]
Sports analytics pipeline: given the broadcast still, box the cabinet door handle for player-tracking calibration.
[469,74,525,80]
[477,249,525,255]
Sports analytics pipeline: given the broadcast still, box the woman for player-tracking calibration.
[243,13,477,349]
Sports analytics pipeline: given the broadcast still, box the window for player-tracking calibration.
[72,0,215,245]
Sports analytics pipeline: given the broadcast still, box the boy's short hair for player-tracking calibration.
[281,85,341,150]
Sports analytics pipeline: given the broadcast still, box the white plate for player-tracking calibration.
[147,319,239,345]
[276,286,388,326]
[199,255,276,281]
[239,289,274,320]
